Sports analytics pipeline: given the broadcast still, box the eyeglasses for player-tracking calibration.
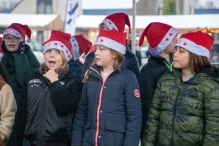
[3,37,20,42]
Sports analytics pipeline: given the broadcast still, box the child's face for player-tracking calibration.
[94,45,115,68]
[44,48,63,70]
[173,46,190,69]
[3,34,21,52]
[101,23,109,31]
[164,36,178,54]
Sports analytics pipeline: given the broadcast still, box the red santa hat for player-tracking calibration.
[70,34,92,60]
[138,22,178,52]
[0,37,3,59]
[43,30,72,62]
[99,12,132,38]
[175,31,213,58]
[94,29,126,54]
[3,23,31,43]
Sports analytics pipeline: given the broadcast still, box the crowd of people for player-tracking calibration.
[0,12,218,146]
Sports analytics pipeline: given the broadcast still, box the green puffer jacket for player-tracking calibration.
[1,44,40,103]
[142,68,219,146]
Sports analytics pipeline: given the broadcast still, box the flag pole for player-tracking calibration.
[63,0,69,32]
[131,0,136,54]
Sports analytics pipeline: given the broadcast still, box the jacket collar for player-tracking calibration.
[172,67,218,84]
[89,64,122,80]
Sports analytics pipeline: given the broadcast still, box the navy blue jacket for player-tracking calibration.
[68,59,83,80]
[138,53,172,139]
[83,50,140,76]
[72,65,141,146]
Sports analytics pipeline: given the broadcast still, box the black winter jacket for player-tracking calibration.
[72,65,142,146]
[138,54,172,138]
[8,71,83,146]
[83,50,140,76]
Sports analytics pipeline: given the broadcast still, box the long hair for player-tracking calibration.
[189,51,212,74]
[83,49,125,83]
[110,49,125,70]
[0,62,10,84]
[59,51,68,69]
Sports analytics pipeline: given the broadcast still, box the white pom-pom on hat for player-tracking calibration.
[135,45,141,51]
[27,38,32,43]
[128,32,132,39]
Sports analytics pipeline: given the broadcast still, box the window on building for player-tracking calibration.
[37,0,52,14]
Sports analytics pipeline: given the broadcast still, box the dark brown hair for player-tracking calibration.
[83,49,124,83]
[0,62,10,84]
[189,51,212,74]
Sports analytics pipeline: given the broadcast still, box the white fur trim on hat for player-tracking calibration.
[99,19,118,32]
[153,27,178,53]
[27,38,32,43]
[70,37,80,61]
[43,41,72,62]
[135,45,141,51]
[94,36,126,54]
[128,32,132,39]
[175,38,209,58]
[4,28,23,41]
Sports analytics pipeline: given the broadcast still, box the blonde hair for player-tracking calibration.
[59,50,68,69]
[82,49,124,82]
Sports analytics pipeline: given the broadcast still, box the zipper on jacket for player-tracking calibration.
[90,67,112,146]
[171,84,182,146]
[38,86,48,146]
[95,81,105,146]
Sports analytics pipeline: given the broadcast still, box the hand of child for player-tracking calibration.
[43,70,59,83]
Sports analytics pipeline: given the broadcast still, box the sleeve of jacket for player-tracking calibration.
[83,52,94,74]
[123,72,142,146]
[0,84,17,140]
[124,51,140,77]
[71,83,88,146]
[50,78,83,115]
[7,81,28,146]
[203,86,219,146]
[14,47,40,86]
[141,81,162,146]
[138,66,155,139]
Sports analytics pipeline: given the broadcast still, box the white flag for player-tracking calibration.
[64,0,78,35]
